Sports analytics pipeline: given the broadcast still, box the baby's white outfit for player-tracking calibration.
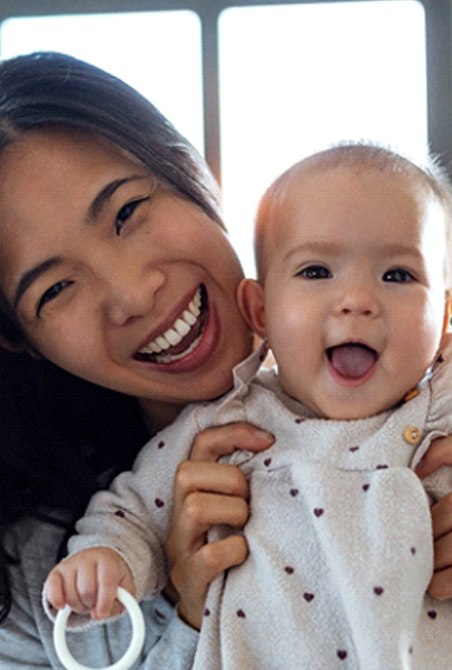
[60,338,452,669]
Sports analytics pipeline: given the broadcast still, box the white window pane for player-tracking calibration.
[219,1,427,276]
[0,11,204,154]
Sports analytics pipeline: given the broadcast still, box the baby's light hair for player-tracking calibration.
[254,143,452,286]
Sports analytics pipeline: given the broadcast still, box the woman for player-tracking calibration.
[0,50,273,668]
[0,52,450,668]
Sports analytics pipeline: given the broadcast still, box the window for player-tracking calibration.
[1,11,204,154]
[219,1,427,273]
[0,1,433,275]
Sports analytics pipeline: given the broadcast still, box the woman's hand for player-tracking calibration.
[166,422,274,630]
[416,436,452,599]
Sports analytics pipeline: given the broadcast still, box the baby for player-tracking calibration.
[46,144,452,669]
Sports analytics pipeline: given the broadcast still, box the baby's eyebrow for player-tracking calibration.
[13,257,62,309]
[283,241,342,260]
[284,241,422,260]
[385,243,422,257]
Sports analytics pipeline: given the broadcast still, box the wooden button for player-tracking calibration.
[403,388,419,402]
[403,426,421,445]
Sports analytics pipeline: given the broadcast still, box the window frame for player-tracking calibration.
[0,0,450,181]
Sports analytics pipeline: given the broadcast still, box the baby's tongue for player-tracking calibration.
[329,344,377,379]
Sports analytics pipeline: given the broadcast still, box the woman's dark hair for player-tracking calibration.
[0,50,222,349]
[0,352,149,622]
[0,51,221,621]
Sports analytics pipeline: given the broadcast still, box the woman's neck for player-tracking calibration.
[138,397,185,434]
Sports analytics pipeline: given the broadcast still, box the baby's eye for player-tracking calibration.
[382,268,415,283]
[36,280,73,316]
[298,265,332,280]
[115,198,149,236]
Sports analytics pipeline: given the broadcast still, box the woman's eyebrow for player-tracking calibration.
[87,175,149,222]
[13,175,150,309]
[13,257,62,309]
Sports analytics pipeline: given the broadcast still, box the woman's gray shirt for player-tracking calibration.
[0,517,197,669]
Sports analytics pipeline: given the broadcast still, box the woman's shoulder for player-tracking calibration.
[5,516,68,595]
[1,517,198,669]
[0,517,69,667]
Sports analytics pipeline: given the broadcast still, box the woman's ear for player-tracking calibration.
[0,336,37,357]
[236,278,266,338]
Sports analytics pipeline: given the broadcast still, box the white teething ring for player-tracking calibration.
[53,587,145,670]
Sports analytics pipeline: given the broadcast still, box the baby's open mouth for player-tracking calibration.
[134,285,208,364]
[326,343,379,379]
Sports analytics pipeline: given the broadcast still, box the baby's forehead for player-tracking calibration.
[278,159,428,200]
[256,149,452,280]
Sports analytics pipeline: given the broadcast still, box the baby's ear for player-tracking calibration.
[439,290,452,353]
[236,278,266,338]
[443,289,452,335]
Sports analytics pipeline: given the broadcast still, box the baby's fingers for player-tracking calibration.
[93,563,125,620]
[46,561,96,614]
[74,561,100,614]
[45,570,68,612]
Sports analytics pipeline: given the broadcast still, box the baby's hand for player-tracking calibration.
[45,547,135,621]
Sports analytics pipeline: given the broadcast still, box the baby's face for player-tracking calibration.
[262,165,449,419]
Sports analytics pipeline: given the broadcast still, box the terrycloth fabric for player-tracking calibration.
[1,517,197,669]
[57,336,452,669]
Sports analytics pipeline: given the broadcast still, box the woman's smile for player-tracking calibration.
[136,286,205,361]
[133,284,220,373]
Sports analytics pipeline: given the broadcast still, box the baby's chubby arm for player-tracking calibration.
[45,547,135,621]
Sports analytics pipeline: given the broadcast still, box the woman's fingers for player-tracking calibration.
[417,438,452,601]
[172,460,249,510]
[433,528,452,572]
[167,489,249,561]
[431,492,452,543]
[166,422,273,627]
[190,422,274,462]
[173,422,274,520]
[416,436,452,479]
[171,535,248,598]
[169,460,251,558]
[171,534,248,630]
[179,490,250,534]
[428,493,452,600]
[429,567,452,601]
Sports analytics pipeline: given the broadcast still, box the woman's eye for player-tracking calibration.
[298,265,332,280]
[36,280,73,316]
[383,268,415,283]
[115,198,148,236]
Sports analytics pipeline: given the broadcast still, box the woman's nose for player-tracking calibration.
[101,266,166,325]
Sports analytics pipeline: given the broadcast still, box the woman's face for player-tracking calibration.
[0,130,252,411]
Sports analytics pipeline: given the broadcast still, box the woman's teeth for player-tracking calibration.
[138,288,202,356]
[153,332,203,363]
